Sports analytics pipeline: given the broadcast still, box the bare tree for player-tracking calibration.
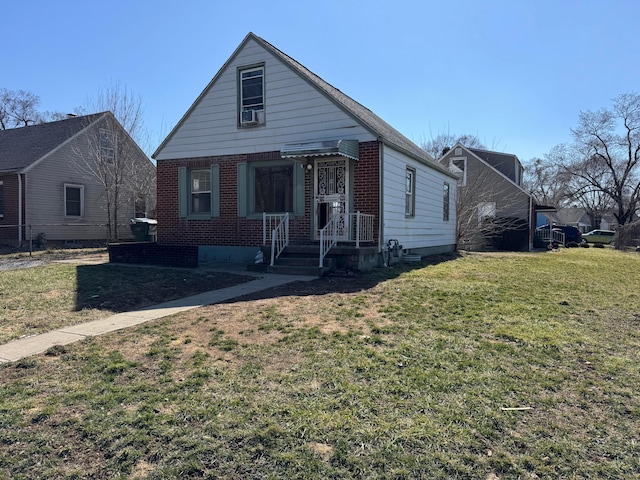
[0,88,44,128]
[73,82,156,240]
[421,131,485,159]
[454,166,530,250]
[85,80,151,154]
[73,112,155,241]
[522,151,571,207]
[562,92,640,226]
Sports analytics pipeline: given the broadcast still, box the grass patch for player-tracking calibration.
[0,249,639,478]
[0,250,252,343]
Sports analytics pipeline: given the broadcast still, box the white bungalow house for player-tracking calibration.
[152,32,457,273]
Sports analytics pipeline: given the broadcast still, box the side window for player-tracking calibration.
[190,169,211,214]
[178,166,220,218]
[239,66,264,126]
[65,184,84,217]
[478,201,496,225]
[443,182,450,222]
[405,167,416,217]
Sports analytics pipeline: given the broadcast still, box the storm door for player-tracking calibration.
[314,158,349,241]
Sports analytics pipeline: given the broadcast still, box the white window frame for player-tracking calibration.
[405,167,416,217]
[64,183,84,218]
[449,157,467,186]
[478,201,496,225]
[240,66,264,116]
[190,169,212,215]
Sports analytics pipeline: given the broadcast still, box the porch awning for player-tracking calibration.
[280,139,359,161]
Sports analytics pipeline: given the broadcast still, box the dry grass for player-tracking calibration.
[0,248,639,479]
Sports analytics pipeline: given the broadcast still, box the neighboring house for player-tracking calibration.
[439,143,533,250]
[538,208,619,232]
[152,32,457,270]
[0,112,155,247]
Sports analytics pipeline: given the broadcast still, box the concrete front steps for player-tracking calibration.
[252,244,337,276]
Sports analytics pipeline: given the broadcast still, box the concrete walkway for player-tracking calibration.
[0,267,316,363]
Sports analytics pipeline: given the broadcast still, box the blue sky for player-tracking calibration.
[4,0,639,162]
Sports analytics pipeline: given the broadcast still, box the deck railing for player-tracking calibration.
[536,228,565,246]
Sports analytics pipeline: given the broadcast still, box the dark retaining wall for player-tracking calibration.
[108,243,199,268]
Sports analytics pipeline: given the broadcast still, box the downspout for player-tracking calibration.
[18,173,23,247]
[378,141,385,265]
[528,195,533,251]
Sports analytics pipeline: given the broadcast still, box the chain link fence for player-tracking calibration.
[0,223,136,254]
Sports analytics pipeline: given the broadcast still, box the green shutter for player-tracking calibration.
[211,164,220,217]
[178,167,188,218]
[293,162,305,215]
[237,162,247,217]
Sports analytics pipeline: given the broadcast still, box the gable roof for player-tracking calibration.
[0,112,106,174]
[443,142,532,197]
[467,147,521,169]
[154,33,452,176]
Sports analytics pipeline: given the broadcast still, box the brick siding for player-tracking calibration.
[156,142,380,247]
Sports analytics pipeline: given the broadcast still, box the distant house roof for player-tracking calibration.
[467,147,521,168]
[0,112,106,173]
[154,32,452,177]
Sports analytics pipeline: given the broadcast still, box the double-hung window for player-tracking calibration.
[190,169,211,214]
[178,166,220,218]
[65,184,84,217]
[239,66,264,125]
[405,167,416,217]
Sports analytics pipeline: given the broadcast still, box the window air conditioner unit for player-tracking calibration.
[241,109,258,125]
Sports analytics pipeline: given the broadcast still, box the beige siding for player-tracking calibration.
[26,120,143,241]
[155,38,376,160]
[382,145,457,250]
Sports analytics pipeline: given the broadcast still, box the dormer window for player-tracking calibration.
[239,66,264,126]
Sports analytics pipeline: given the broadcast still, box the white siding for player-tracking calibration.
[155,38,376,160]
[382,145,456,250]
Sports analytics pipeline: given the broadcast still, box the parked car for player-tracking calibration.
[581,229,616,244]
[536,224,583,246]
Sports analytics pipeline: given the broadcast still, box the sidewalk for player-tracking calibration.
[0,267,316,363]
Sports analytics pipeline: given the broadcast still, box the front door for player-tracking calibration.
[314,158,349,240]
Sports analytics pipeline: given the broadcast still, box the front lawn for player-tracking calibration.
[0,248,638,479]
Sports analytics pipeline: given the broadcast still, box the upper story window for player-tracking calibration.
[239,66,264,126]
[449,157,467,186]
[405,167,416,217]
[100,129,115,161]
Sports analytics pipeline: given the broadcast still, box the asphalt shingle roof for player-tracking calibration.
[0,113,105,173]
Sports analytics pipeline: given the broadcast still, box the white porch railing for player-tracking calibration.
[536,228,565,246]
[319,212,375,268]
[263,213,289,266]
